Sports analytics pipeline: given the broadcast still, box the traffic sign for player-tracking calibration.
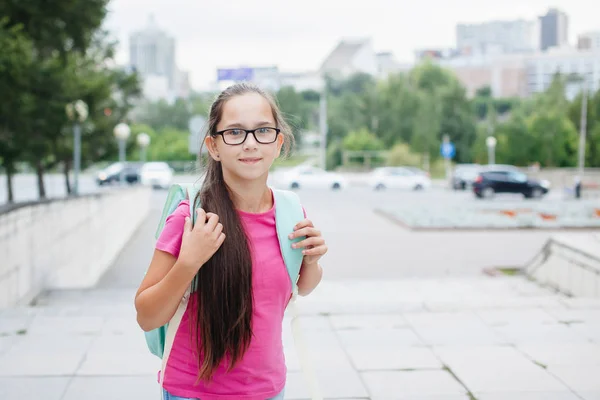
[440,142,455,159]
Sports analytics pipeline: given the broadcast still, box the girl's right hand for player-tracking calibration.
[178,208,225,272]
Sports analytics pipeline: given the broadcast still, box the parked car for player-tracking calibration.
[472,168,550,199]
[140,162,174,189]
[96,162,141,186]
[278,166,346,190]
[368,167,432,191]
[451,164,481,190]
[405,166,431,179]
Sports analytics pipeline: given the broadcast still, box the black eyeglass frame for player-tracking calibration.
[212,127,281,145]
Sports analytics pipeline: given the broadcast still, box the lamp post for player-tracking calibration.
[113,122,131,185]
[486,136,497,165]
[65,100,89,196]
[577,79,588,196]
[319,77,328,170]
[137,132,151,162]
[566,72,589,198]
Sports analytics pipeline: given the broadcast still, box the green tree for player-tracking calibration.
[386,143,421,167]
[276,86,310,139]
[137,98,192,132]
[342,128,384,151]
[494,111,535,166]
[0,0,117,200]
[408,62,477,162]
[411,91,441,165]
[147,127,196,162]
[437,81,477,162]
[0,19,35,203]
[376,73,419,146]
[527,111,578,167]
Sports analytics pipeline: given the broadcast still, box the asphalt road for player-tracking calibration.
[96,183,575,289]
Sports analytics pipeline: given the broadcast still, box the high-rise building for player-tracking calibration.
[539,8,569,51]
[456,19,539,56]
[129,15,184,99]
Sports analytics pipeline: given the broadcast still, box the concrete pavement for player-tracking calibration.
[2,274,600,399]
[1,188,600,399]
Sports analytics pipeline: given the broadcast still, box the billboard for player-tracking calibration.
[217,67,254,82]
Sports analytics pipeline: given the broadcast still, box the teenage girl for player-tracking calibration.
[135,83,328,400]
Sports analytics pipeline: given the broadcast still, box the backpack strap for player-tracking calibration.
[272,189,305,293]
[159,183,201,395]
[272,188,323,400]
[155,184,188,239]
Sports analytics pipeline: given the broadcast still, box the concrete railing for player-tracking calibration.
[526,234,600,298]
[0,186,151,308]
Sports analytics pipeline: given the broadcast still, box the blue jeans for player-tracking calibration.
[162,388,285,400]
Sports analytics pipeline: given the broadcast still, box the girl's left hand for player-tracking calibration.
[289,219,328,266]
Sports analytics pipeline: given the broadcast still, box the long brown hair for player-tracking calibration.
[192,83,294,381]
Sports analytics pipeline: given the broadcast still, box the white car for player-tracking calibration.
[278,166,346,190]
[140,162,174,189]
[369,167,431,191]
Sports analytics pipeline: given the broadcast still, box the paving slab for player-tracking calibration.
[286,370,369,399]
[518,343,600,367]
[549,365,600,392]
[62,376,160,400]
[404,311,507,346]
[434,345,571,393]
[361,370,468,399]
[475,392,582,400]
[345,345,442,371]
[0,377,69,400]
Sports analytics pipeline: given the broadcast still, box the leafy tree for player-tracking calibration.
[342,128,384,151]
[527,111,578,167]
[0,0,112,199]
[0,19,34,203]
[375,73,419,146]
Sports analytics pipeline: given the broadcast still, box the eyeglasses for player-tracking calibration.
[213,127,280,145]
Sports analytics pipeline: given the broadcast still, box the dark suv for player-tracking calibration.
[96,162,141,186]
[473,169,550,199]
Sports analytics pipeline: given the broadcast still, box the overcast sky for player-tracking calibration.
[104,0,598,90]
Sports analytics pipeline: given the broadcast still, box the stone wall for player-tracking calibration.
[0,186,151,308]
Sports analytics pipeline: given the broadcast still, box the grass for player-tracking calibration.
[495,267,524,276]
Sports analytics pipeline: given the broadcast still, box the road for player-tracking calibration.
[95,183,572,290]
[1,172,573,278]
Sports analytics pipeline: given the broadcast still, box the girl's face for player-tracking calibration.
[206,93,284,183]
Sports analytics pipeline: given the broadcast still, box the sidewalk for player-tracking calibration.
[1,276,599,400]
[1,205,599,399]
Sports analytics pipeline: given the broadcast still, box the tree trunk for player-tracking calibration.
[64,160,71,195]
[35,160,46,200]
[4,162,15,204]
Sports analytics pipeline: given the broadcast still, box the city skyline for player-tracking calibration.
[104,0,599,90]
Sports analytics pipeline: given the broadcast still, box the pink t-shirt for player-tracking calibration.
[155,195,297,400]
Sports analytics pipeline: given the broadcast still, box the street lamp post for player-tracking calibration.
[577,80,588,187]
[65,100,89,196]
[486,136,497,165]
[113,122,131,186]
[567,71,589,198]
[137,132,151,162]
[319,77,328,170]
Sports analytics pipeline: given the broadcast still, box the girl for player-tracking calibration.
[135,83,327,400]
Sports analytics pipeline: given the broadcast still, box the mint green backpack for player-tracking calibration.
[145,182,305,359]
